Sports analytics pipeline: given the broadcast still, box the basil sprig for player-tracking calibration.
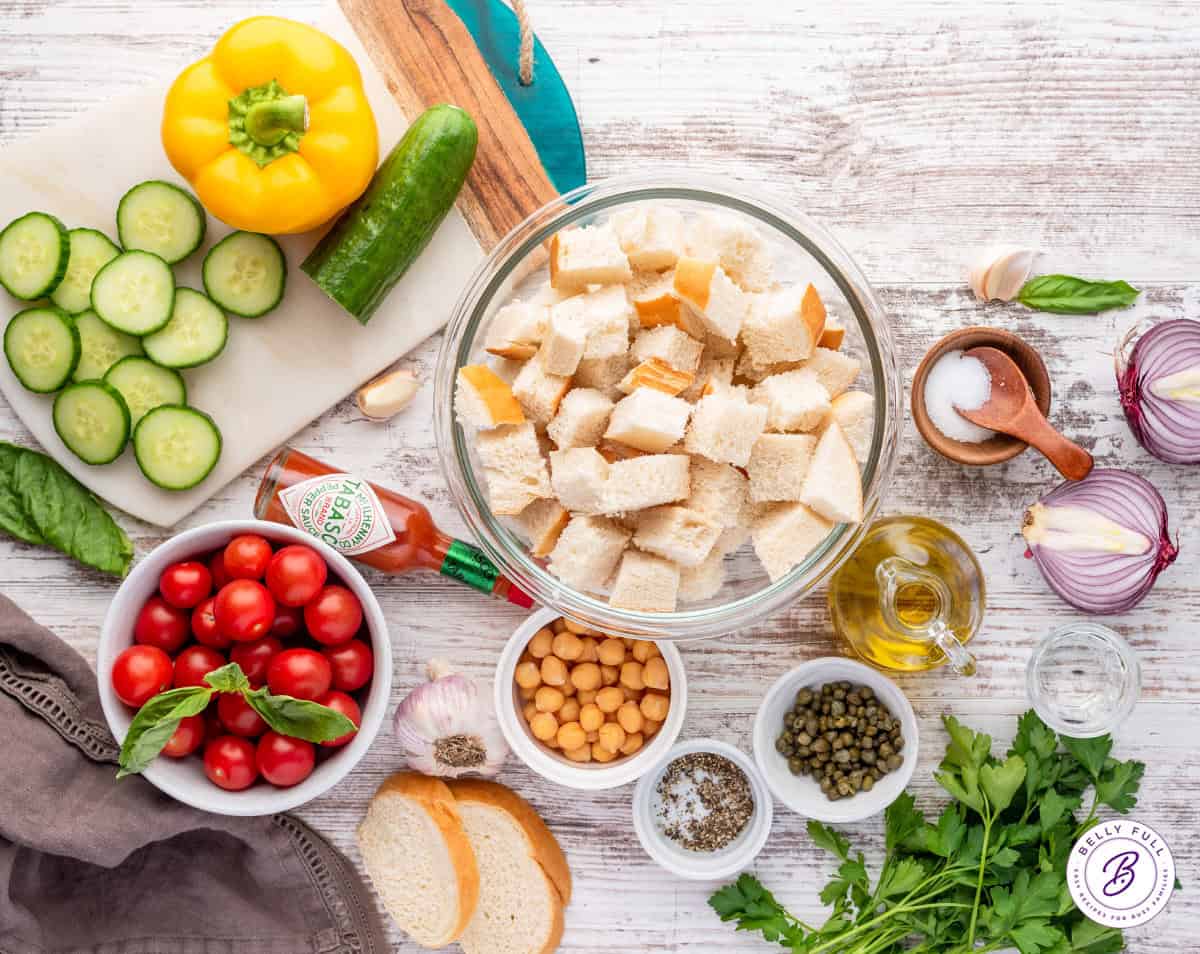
[116,661,358,778]
[1017,274,1140,314]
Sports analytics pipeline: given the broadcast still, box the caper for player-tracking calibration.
[806,718,819,736]
[796,745,811,758]
[887,754,903,771]
[862,775,875,792]
[813,737,830,753]
[834,748,851,764]
[797,731,813,746]
[775,736,789,753]
[861,750,877,765]
[788,757,804,775]
[878,741,894,758]
[830,699,846,717]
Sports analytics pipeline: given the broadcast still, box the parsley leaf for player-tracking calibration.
[807,820,849,861]
[1093,759,1145,813]
[1062,736,1112,780]
[1039,789,1082,834]
[981,754,1027,813]
[709,874,805,948]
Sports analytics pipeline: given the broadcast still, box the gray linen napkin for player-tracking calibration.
[0,593,387,954]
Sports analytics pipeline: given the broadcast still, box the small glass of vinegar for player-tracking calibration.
[828,516,984,676]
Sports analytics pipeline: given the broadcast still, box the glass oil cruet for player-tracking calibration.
[828,516,983,675]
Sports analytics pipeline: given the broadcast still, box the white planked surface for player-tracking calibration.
[1,2,1198,952]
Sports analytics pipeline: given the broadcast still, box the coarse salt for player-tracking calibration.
[924,350,995,444]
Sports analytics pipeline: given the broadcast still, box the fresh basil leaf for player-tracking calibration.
[117,686,214,777]
[981,754,1027,813]
[11,447,132,576]
[0,444,44,545]
[1061,736,1111,781]
[1017,275,1140,315]
[807,819,850,861]
[245,687,357,743]
[204,661,251,694]
[1093,758,1144,813]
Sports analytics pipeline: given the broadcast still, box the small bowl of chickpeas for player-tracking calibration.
[494,608,687,790]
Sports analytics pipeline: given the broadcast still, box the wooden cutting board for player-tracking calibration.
[0,0,563,528]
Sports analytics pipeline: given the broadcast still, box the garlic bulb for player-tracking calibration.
[356,368,419,421]
[968,246,1036,302]
[393,659,509,777]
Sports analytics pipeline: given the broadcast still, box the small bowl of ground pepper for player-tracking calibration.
[632,738,773,880]
[752,658,918,824]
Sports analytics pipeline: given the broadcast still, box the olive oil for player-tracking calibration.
[828,516,983,674]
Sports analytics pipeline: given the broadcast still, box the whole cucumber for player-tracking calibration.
[302,104,479,325]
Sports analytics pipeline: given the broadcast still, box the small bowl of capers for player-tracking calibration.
[752,658,918,823]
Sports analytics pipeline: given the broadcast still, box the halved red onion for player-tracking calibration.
[1117,319,1200,463]
[1022,469,1178,614]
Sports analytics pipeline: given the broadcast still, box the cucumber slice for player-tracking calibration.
[142,288,228,369]
[202,231,286,318]
[51,229,121,314]
[133,405,222,490]
[73,309,143,381]
[103,355,186,428]
[52,380,131,465]
[116,180,206,265]
[4,306,80,392]
[91,250,175,335]
[0,212,70,300]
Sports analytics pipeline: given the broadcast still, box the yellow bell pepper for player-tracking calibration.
[162,17,378,235]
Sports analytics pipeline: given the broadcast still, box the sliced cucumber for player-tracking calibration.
[52,380,131,465]
[116,180,206,265]
[73,309,143,381]
[103,355,186,428]
[90,250,175,335]
[133,404,221,490]
[51,229,121,314]
[0,212,70,300]
[202,231,286,318]
[4,306,80,392]
[142,288,228,369]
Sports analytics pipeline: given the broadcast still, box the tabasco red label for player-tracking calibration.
[278,473,396,556]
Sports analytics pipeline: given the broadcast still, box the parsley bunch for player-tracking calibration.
[710,710,1145,954]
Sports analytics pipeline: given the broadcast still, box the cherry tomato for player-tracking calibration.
[322,639,374,692]
[209,551,232,589]
[161,714,206,758]
[203,700,223,742]
[270,604,304,639]
[316,690,362,748]
[158,560,212,609]
[191,596,231,649]
[217,692,268,737]
[229,635,283,687]
[223,534,273,581]
[267,648,332,701]
[215,579,276,642]
[204,736,258,791]
[265,545,328,607]
[133,596,190,654]
[303,585,363,647]
[173,645,227,689]
[111,645,173,707]
[256,731,316,787]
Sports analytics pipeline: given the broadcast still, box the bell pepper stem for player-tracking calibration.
[243,94,308,147]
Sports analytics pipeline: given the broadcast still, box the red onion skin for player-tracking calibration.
[1118,319,1200,464]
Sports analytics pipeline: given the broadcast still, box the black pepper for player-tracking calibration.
[655,752,754,852]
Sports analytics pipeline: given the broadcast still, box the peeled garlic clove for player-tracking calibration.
[968,246,1036,302]
[356,368,419,421]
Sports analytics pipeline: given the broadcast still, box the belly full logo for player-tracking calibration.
[1067,819,1176,929]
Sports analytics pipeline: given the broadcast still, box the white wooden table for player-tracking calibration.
[2,2,1197,951]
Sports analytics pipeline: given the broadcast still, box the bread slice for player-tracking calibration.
[448,779,572,954]
[456,365,526,429]
[609,548,681,612]
[799,421,864,524]
[357,772,480,949]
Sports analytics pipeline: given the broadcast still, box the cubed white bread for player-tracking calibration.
[547,515,631,590]
[799,420,864,524]
[680,354,736,402]
[527,280,572,307]
[602,454,691,513]
[631,324,704,374]
[802,347,862,398]
[741,283,827,366]
[630,270,682,328]
[580,285,632,359]
[617,358,694,397]
[476,423,553,515]
[753,368,831,432]
[747,433,819,502]
[684,389,768,467]
[546,387,614,449]
[633,505,722,567]
[685,457,750,530]
[448,779,572,954]
[549,447,610,513]
[608,549,681,612]
[677,546,726,602]
[684,210,773,292]
[485,302,548,360]
[830,390,874,464]
[538,297,591,375]
[549,224,632,291]
[673,257,752,342]
[512,356,571,424]
[516,498,571,557]
[734,347,800,384]
[605,388,692,453]
[819,313,845,350]
[357,772,480,949]
[455,365,526,429]
[752,502,835,582]
[717,524,751,555]
[573,351,630,391]
[704,331,743,360]
[488,355,526,384]
[610,205,685,272]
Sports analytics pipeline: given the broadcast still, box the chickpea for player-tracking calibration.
[563,744,591,763]
[579,703,605,732]
[558,697,581,723]
[620,732,644,756]
[622,637,635,648]
[552,618,568,634]
[617,701,645,734]
[640,691,670,722]
[644,718,662,737]
[586,730,599,743]
[600,664,620,686]
[577,689,598,706]
[592,741,617,763]
[529,711,558,741]
[622,686,641,703]
[515,660,542,689]
[556,721,587,751]
[518,684,537,701]
[620,661,645,691]
[631,640,660,663]
[523,700,538,721]
[540,655,567,686]
[528,628,554,659]
[643,656,670,691]
[571,662,602,692]
[597,638,626,666]
[563,618,591,635]
[544,735,560,749]
[598,721,627,754]
[561,679,577,697]
[596,686,624,713]
[578,637,599,663]
[534,686,565,713]
[552,632,583,662]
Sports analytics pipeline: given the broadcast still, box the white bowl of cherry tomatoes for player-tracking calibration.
[97,519,391,816]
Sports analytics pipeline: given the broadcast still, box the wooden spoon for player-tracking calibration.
[957,346,1094,480]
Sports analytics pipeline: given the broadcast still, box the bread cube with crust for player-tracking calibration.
[753,368,831,432]
[548,515,632,590]
[752,501,834,582]
[547,387,614,449]
[475,422,553,515]
[631,325,704,375]
[549,225,632,292]
[819,313,846,350]
[605,388,692,453]
[684,388,768,467]
[802,347,862,399]
[673,257,752,342]
[630,271,682,329]
[610,205,685,272]
[602,454,691,513]
[549,447,610,514]
[455,365,526,429]
[747,433,818,502]
[574,353,630,395]
[511,356,571,424]
[680,354,736,402]
[799,421,864,524]
[829,390,874,464]
[742,284,827,367]
[686,457,750,529]
[677,546,726,602]
[609,549,680,612]
[538,297,592,375]
[633,505,722,567]
[485,302,548,360]
[684,210,773,292]
[515,498,570,557]
[617,358,694,397]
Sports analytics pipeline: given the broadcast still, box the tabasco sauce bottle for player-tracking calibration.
[254,446,533,607]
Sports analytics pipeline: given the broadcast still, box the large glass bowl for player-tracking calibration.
[435,174,902,640]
